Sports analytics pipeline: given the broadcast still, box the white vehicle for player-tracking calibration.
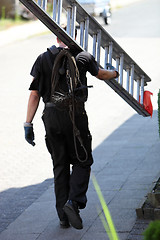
[77,0,111,24]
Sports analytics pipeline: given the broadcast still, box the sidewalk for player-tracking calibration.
[0,4,160,240]
[0,107,158,240]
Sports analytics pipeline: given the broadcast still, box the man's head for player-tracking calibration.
[57,24,77,47]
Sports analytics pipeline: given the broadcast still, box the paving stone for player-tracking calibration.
[127,234,143,240]
[0,179,53,233]
[0,232,39,240]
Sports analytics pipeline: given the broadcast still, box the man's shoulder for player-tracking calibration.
[76,51,95,63]
[47,45,59,55]
[77,51,92,59]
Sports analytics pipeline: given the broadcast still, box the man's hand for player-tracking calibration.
[24,122,35,146]
[106,63,119,78]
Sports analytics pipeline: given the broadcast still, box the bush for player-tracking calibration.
[158,90,160,138]
[143,221,160,240]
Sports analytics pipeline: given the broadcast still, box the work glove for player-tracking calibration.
[24,122,35,146]
[106,63,119,78]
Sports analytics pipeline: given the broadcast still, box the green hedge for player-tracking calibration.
[143,221,160,240]
[158,90,160,138]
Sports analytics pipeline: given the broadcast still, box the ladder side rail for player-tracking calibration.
[38,0,41,6]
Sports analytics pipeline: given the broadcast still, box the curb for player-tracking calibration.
[136,177,160,220]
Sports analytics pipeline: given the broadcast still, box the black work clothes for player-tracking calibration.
[42,107,93,221]
[30,47,99,103]
[29,46,99,221]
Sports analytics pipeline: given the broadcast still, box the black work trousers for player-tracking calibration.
[42,106,93,221]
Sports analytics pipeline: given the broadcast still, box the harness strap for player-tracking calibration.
[50,48,88,162]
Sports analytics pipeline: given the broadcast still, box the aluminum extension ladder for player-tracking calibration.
[19,0,151,117]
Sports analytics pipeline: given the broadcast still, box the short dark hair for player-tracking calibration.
[61,23,77,39]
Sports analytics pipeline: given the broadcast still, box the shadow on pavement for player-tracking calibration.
[0,110,159,237]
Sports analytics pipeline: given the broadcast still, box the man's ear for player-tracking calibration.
[57,37,60,43]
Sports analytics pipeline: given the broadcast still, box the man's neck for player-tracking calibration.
[58,42,68,48]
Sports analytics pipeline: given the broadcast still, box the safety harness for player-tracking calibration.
[49,48,91,162]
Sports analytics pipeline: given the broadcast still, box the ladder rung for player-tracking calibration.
[96,30,101,64]
[84,17,89,51]
[53,0,57,21]
[42,0,47,10]
[137,79,140,102]
[130,64,134,96]
[57,0,62,24]
[80,21,84,47]
[71,4,76,38]
[108,42,113,65]
[104,46,108,69]
[92,34,96,58]
[119,54,124,86]
[67,7,71,35]
[115,57,119,82]
[140,76,145,105]
[126,67,130,92]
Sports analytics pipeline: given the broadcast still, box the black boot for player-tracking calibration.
[59,219,70,228]
[63,200,83,230]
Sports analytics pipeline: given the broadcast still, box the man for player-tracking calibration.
[24,30,118,230]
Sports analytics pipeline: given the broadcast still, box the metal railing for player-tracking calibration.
[20,0,151,116]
